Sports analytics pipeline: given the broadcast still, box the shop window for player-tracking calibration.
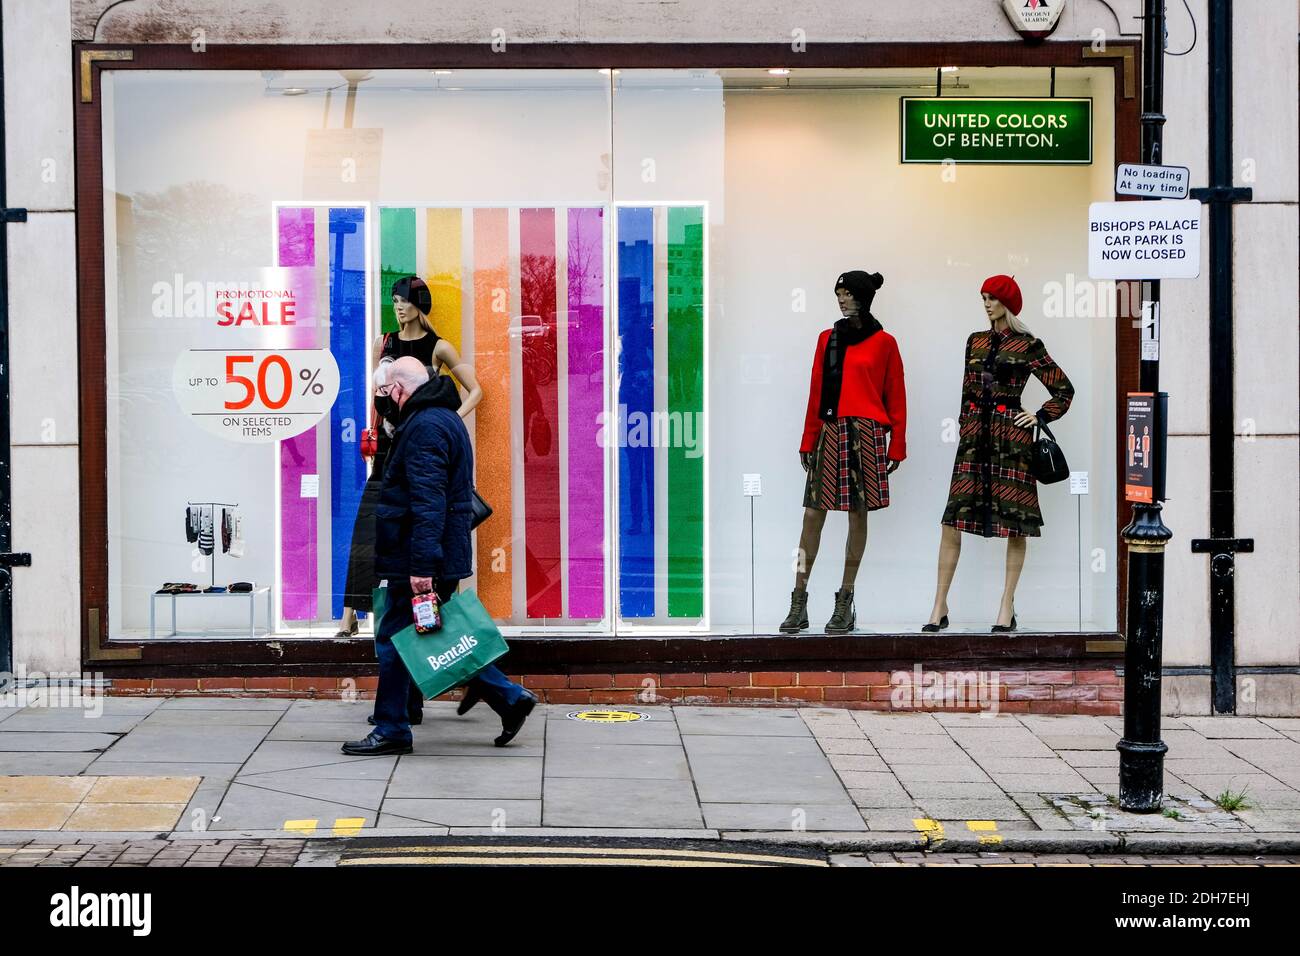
[99,65,1116,640]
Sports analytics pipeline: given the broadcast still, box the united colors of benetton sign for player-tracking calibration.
[900,98,1092,165]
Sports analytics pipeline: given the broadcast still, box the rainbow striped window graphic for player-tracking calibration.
[360,203,706,632]
[274,204,370,624]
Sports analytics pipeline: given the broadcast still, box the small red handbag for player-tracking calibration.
[360,428,378,459]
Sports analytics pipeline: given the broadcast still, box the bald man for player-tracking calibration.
[343,357,536,755]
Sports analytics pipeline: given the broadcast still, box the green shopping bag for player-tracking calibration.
[372,586,509,700]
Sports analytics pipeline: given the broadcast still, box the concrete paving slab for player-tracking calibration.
[0,712,144,734]
[158,698,291,712]
[899,780,1012,800]
[544,743,691,780]
[543,714,680,746]
[892,764,994,783]
[859,809,928,831]
[817,737,882,756]
[930,713,1018,728]
[682,733,826,758]
[1035,734,1119,751]
[83,759,242,778]
[850,712,946,735]
[688,752,849,805]
[267,721,384,742]
[1164,757,1262,776]
[231,773,390,811]
[139,709,283,728]
[64,803,188,832]
[542,777,704,828]
[867,734,966,753]
[238,741,397,778]
[379,799,541,828]
[876,747,977,766]
[1178,717,1283,739]
[970,757,1082,774]
[1057,750,1121,768]
[1017,714,1115,735]
[0,776,95,802]
[844,774,916,808]
[208,782,377,832]
[94,725,271,764]
[675,707,808,737]
[83,777,200,804]
[827,753,890,773]
[386,756,543,800]
[987,773,1096,793]
[280,701,378,721]
[0,732,118,752]
[701,802,868,831]
[0,802,78,830]
[0,753,97,775]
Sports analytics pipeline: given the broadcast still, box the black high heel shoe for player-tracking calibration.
[991,614,1017,633]
[921,615,949,633]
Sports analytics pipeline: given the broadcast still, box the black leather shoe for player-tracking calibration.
[341,731,412,756]
[457,684,483,716]
[368,711,423,726]
[991,614,1017,633]
[494,692,538,748]
[921,614,950,633]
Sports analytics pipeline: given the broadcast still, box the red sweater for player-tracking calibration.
[800,327,908,460]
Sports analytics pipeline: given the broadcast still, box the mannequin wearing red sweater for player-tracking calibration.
[780,271,907,635]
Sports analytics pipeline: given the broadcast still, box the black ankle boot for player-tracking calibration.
[825,587,856,634]
[779,588,809,633]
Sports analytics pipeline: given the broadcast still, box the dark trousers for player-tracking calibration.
[373,579,525,745]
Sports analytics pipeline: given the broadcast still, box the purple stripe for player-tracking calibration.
[566,207,605,619]
[277,207,318,621]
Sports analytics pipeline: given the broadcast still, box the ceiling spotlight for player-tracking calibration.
[431,70,453,75]
[767,68,791,76]
[281,87,309,96]
[941,65,960,72]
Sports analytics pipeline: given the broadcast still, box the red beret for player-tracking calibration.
[981,274,1023,317]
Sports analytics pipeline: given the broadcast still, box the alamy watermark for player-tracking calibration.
[0,665,105,719]
[890,665,1000,714]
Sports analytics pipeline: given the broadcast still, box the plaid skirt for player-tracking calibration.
[802,417,891,512]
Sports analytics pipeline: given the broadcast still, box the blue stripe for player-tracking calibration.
[617,207,655,618]
[329,207,368,619]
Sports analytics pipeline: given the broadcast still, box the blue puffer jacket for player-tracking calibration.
[374,375,474,582]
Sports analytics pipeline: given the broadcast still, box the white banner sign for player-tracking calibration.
[173,348,340,443]
[1088,200,1202,280]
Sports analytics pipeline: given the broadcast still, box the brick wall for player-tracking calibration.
[107,667,1123,714]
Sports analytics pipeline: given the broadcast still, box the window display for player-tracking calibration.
[100,65,1118,641]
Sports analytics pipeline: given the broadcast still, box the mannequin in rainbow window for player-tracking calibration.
[779,270,907,635]
[337,275,484,638]
[922,275,1074,633]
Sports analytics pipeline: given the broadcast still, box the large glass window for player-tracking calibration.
[101,65,1116,640]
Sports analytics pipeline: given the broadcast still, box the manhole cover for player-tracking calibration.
[565,709,650,723]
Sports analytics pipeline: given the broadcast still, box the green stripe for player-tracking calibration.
[379,207,416,334]
[666,206,704,618]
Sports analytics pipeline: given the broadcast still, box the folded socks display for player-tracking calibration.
[156,582,201,594]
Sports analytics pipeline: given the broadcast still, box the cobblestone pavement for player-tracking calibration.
[1,839,1297,867]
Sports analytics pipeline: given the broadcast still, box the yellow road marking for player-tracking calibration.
[341,855,764,867]
[966,820,1003,844]
[914,818,944,844]
[333,818,366,836]
[283,819,319,834]
[345,844,826,866]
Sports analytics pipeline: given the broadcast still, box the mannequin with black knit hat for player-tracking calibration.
[922,275,1074,633]
[780,270,908,635]
[335,274,486,638]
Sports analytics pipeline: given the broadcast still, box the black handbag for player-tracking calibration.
[470,488,493,530]
[1031,420,1070,484]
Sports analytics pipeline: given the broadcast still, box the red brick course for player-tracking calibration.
[104,666,1122,712]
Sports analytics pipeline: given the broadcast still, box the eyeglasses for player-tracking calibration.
[376,384,396,397]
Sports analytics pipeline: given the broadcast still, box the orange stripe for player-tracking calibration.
[473,208,512,619]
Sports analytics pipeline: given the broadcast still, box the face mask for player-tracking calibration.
[375,393,398,424]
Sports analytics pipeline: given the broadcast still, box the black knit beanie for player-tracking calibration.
[392,275,432,316]
[834,270,884,312]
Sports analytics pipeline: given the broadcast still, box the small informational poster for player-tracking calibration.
[743,474,763,497]
[1125,393,1156,504]
[1069,471,1089,495]
[300,475,320,499]
[1089,200,1202,279]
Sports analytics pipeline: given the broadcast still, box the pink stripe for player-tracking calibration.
[277,207,318,621]
[566,207,605,619]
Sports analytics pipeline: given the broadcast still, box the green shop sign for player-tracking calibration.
[900,97,1092,165]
